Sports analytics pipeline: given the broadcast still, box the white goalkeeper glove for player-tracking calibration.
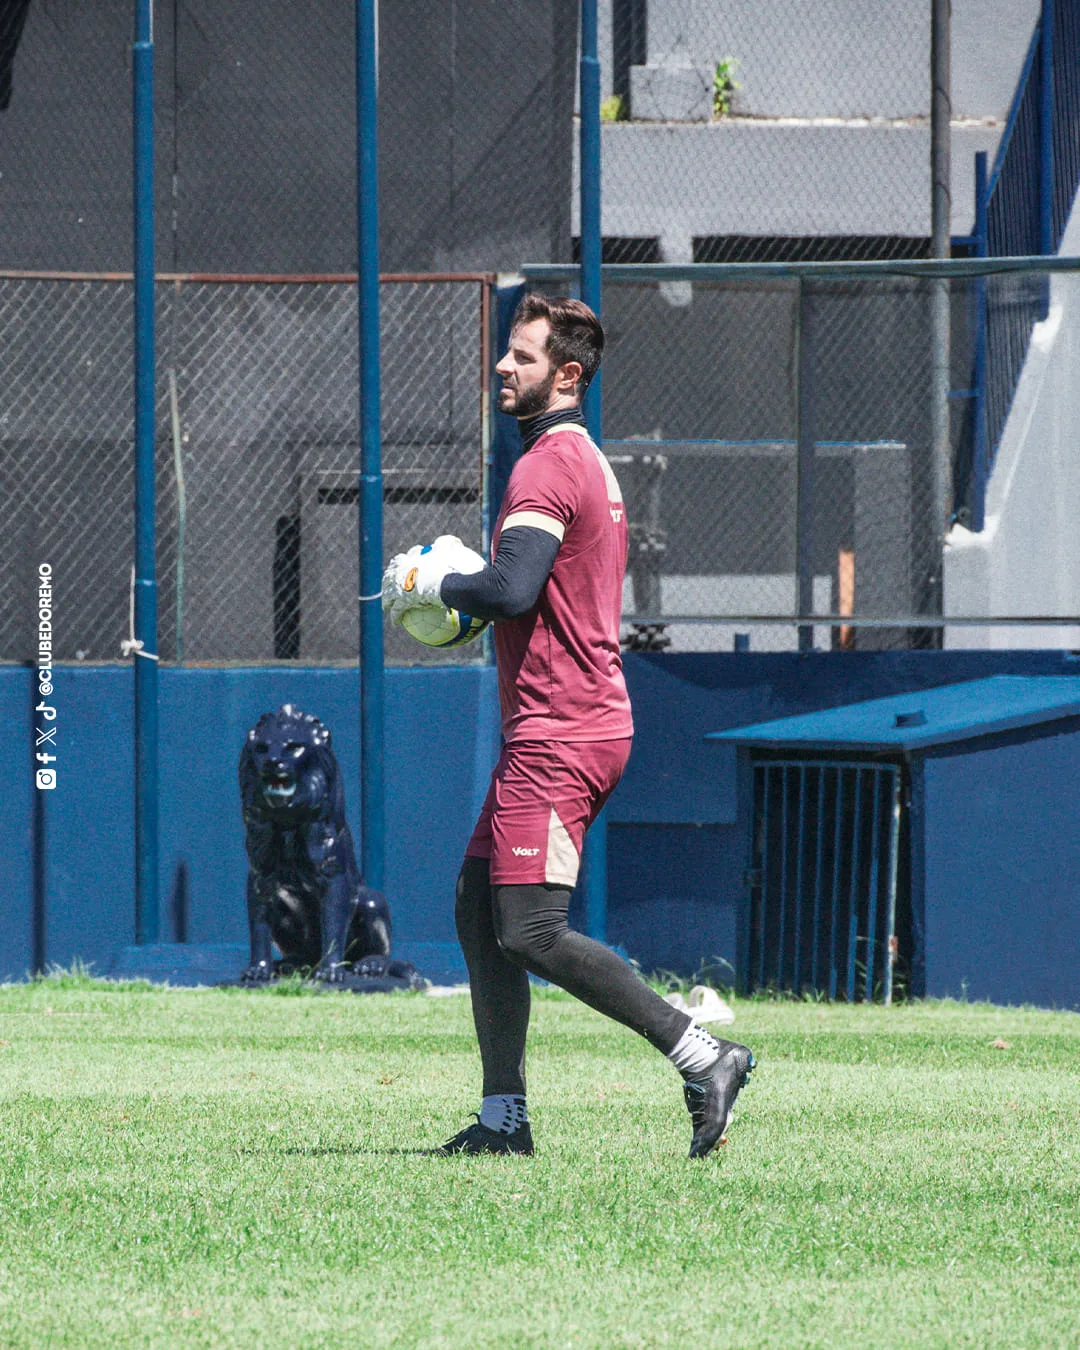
[382,535,485,625]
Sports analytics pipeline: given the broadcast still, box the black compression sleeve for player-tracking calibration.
[440,526,560,621]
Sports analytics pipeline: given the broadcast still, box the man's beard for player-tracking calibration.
[506,366,557,419]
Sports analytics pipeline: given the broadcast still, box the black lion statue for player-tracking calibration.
[238,703,395,983]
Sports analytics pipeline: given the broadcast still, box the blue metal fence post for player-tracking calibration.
[1038,0,1055,317]
[488,279,527,537]
[794,279,816,653]
[579,0,607,943]
[580,0,603,432]
[356,0,384,892]
[971,151,989,532]
[133,0,159,944]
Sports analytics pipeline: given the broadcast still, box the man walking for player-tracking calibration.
[383,294,754,1158]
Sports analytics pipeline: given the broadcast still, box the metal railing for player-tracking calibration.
[963,0,1080,528]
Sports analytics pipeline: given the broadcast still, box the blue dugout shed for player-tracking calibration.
[712,677,1080,1010]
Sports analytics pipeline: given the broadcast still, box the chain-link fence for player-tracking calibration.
[0,0,574,672]
[6,260,1079,666]
[0,273,490,666]
[3,2,1074,668]
[588,0,1036,264]
[519,259,1080,652]
[599,269,937,651]
[0,0,575,276]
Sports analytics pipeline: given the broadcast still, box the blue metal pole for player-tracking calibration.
[489,279,528,535]
[579,0,608,944]
[580,0,603,423]
[133,0,159,944]
[971,151,989,531]
[356,0,384,891]
[795,279,816,653]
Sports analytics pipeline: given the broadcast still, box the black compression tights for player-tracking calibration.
[454,856,690,1097]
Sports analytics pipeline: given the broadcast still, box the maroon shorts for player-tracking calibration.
[465,738,632,887]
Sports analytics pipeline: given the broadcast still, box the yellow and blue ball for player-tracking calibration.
[400,603,489,648]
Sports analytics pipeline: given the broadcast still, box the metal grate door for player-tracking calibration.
[746,760,903,1002]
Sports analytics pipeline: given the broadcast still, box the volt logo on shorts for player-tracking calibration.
[511,846,540,856]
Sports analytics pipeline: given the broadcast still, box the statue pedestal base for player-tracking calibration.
[109,942,247,987]
[108,941,469,990]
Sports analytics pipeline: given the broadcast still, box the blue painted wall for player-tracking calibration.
[602,649,1079,990]
[5,648,1077,993]
[4,668,35,978]
[2,664,500,982]
[921,727,1080,1011]
[604,824,740,978]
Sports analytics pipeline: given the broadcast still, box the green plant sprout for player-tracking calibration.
[713,58,740,118]
[600,93,627,122]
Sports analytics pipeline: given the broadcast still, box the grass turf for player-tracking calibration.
[0,977,1078,1348]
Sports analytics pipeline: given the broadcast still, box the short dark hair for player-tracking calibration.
[511,293,605,395]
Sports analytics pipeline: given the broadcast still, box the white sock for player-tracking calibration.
[667,1022,722,1077]
[479,1094,528,1134]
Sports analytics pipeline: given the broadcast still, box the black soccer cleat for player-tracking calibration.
[434,1117,535,1157]
[683,1040,756,1159]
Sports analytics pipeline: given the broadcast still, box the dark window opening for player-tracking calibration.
[611,0,647,105]
[272,514,301,660]
[572,236,661,264]
[693,236,932,264]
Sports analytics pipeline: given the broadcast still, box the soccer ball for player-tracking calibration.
[400,602,489,648]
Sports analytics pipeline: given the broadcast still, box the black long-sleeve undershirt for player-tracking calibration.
[440,526,560,622]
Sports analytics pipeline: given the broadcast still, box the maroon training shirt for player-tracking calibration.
[492,422,634,744]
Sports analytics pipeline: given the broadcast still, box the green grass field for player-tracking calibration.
[1,976,1078,1348]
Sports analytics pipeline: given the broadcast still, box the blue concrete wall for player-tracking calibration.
[605,824,740,978]
[921,728,1080,1011]
[5,648,1077,991]
[603,649,1079,988]
[4,668,36,978]
[2,664,500,982]
[613,649,1080,835]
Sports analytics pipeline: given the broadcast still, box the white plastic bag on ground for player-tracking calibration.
[663,984,735,1026]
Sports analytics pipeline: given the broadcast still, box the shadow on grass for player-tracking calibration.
[242,1144,438,1157]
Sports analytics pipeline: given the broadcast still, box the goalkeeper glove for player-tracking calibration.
[382,535,485,625]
